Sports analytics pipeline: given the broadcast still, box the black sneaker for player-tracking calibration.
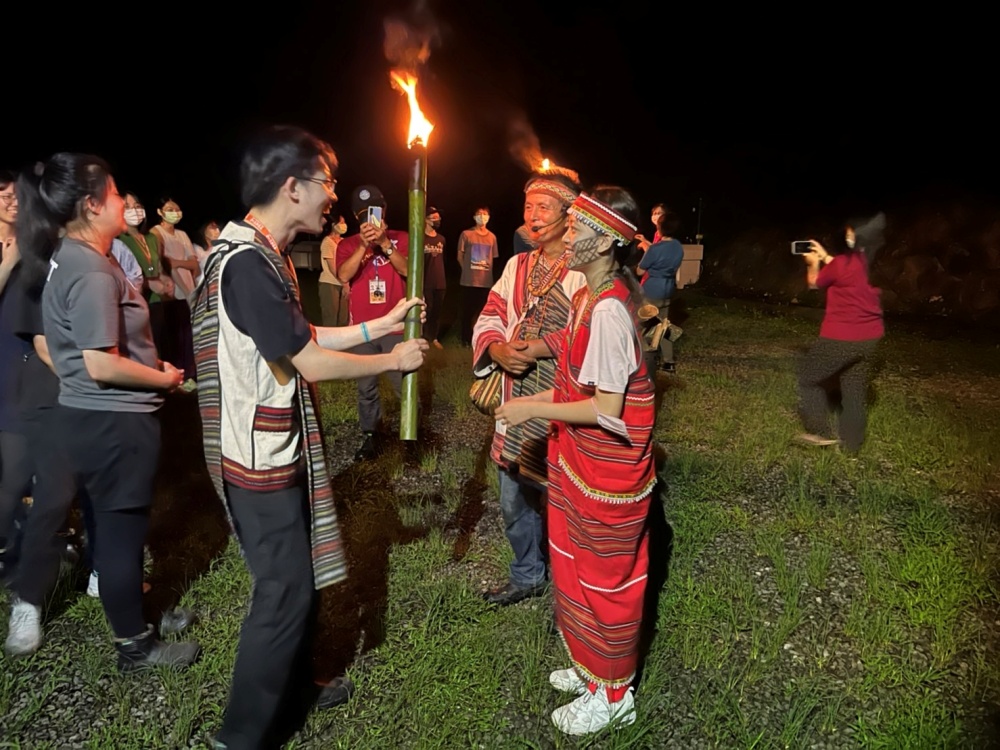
[354,432,379,461]
[658,362,676,374]
[316,676,355,709]
[482,581,548,607]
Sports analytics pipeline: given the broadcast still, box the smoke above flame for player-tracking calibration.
[506,110,578,181]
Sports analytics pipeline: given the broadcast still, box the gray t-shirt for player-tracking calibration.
[43,238,162,412]
[458,228,499,288]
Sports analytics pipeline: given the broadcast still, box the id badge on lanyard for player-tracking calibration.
[369,268,386,304]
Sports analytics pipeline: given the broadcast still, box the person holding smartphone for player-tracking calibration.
[335,185,411,461]
[796,214,885,452]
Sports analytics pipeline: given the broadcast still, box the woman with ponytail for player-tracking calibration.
[797,213,885,453]
[7,154,200,671]
[495,186,655,736]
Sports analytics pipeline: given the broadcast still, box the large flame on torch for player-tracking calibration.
[390,71,434,148]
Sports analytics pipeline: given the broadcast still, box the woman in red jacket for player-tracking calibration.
[797,213,885,453]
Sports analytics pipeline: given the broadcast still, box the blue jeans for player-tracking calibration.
[498,467,547,587]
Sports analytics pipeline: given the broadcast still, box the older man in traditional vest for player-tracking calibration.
[472,170,586,606]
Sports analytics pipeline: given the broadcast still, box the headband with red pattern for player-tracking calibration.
[524,177,578,207]
[568,193,638,244]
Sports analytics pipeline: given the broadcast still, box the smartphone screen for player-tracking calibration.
[791,240,812,255]
[367,206,383,229]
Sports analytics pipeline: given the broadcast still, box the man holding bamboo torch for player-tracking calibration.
[191,129,427,749]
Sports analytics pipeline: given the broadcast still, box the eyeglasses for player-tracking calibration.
[0,193,16,206]
[302,177,337,190]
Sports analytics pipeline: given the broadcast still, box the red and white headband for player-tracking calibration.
[568,194,637,244]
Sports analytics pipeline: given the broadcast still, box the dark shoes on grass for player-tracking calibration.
[354,432,380,462]
[114,624,201,674]
[483,581,548,607]
[317,676,355,709]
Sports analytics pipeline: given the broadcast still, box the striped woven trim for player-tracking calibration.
[192,234,346,590]
[568,194,637,244]
[558,455,656,504]
[222,457,301,491]
[525,178,577,207]
[253,405,296,433]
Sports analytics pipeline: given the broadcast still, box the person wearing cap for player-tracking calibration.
[336,184,411,461]
[190,128,428,750]
[496,186,655,736]
[457,206,499,346]
[423,206,446,348]
[471,170,586,607]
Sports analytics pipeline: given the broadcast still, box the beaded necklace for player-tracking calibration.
[526,248,568,298]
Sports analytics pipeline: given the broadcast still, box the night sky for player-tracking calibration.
[5,2,993,254]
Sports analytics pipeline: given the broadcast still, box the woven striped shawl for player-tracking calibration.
[191,228,346,589]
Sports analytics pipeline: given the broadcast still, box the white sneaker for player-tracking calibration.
[5,599,42,656]
[549,667,588,695]
[551,686,636,736]
[87,571,100,598]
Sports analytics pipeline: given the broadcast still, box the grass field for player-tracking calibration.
[2,292,998,749]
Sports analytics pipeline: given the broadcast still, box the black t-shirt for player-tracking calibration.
[5,270,60,413]
[221,249,313,362]
[423,232,446,291]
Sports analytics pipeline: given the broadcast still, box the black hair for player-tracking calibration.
[17,153,113,294]
[474,206,490,214]
[0,170,16,190]
[240,125,338,208]
[846,212,886,256]
[588,185,646,312]
[157,196,178,211]
[655,207,681,237]
[198,219,220,248]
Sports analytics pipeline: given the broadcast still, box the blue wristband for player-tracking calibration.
[361,321,371,343]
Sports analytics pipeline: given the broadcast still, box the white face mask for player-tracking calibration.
[163,210,182,225]
[474,214,489,227]
[335,222,348,235]
[124,208,145,227]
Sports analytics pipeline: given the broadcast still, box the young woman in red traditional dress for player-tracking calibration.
[495,186,656,735]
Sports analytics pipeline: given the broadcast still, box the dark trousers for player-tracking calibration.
[461,286,490,346]
[59,407,160,637]
[0,429,31,545]
[351,333,403,433]
[11,406,81,606]
[424,288,446,342]
[217,482,315,750]
[162,299,196,381]
[318,283,349,327]
[148,300,166,361]
[797,337,879,453]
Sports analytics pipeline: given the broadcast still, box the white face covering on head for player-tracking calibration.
[474,214,489,227]
[335,222,348,235]
[163,210,182,225]
[124,208,145,227]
